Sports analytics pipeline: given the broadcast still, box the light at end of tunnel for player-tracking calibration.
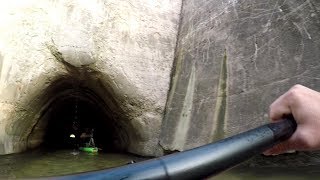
[70,134,75,138]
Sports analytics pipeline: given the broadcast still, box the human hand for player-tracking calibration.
[264,84,320,155]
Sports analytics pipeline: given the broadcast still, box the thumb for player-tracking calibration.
[263,133,299,155]
[263,140,294,155]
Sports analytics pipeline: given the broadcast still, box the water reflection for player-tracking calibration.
[213,152,320,180]
[1,149,320,179]
[0,149,141,179]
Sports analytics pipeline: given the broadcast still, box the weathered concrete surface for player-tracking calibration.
[2,0,320,165]
[160,0,320,156]
[0,0,181,156]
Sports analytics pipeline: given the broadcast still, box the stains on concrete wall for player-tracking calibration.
[212,49,228,141]
[160,0,320,162]
[171,64,196,150]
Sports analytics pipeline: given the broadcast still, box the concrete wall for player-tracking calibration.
[2,0,320,164]
[0,0,181,156]
[160,0,320,155]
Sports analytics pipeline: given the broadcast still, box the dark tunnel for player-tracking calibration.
[43,95,111,151]
[28,76,129,153]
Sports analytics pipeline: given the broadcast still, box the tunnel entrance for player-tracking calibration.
[43,94,113,151]
[27,76,129,153]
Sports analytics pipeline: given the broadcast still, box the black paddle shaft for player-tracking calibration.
[51,116,297,180]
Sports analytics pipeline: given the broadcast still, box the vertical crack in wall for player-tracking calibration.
[212,49,228,141]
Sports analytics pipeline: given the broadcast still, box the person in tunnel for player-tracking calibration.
[264,84,320,155]
[80,128,96,147]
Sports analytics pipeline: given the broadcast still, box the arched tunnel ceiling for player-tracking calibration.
[0,0,180,156]
[3,70,165,156]
[34,87,128,152]
[12,75,129,152]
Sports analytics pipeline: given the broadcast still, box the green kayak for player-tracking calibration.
[79,147,98,153]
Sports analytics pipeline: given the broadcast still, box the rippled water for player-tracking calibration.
[213,165,320,180]
[1,149,320,179]
[213,152,320,180]
[0,149,142,179]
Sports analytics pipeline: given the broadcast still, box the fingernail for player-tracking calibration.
[263,152,271,156]
[263,150,272,156]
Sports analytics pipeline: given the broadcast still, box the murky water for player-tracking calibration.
[213,165,320,180]
[213,152,320,180]
[1,149,320,179]
[0,148,142,179]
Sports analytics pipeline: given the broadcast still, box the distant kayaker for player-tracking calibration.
[80,128,95,147]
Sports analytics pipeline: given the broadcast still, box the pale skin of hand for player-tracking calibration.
[264,84,320,155]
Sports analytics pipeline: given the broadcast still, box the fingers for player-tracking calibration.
[263,142,292,155]
[266,86,303,155]
[269,92,292,121]
[266,85,320,154]
[263,133,299,155]
[263,127,311,155]
[269,84,305,122]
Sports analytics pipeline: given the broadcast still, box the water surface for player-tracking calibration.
[213,152,320,180]
[1,149,320,179]
[0,149,141,179]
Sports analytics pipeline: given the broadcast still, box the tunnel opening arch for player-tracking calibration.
[7,73,133,153]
